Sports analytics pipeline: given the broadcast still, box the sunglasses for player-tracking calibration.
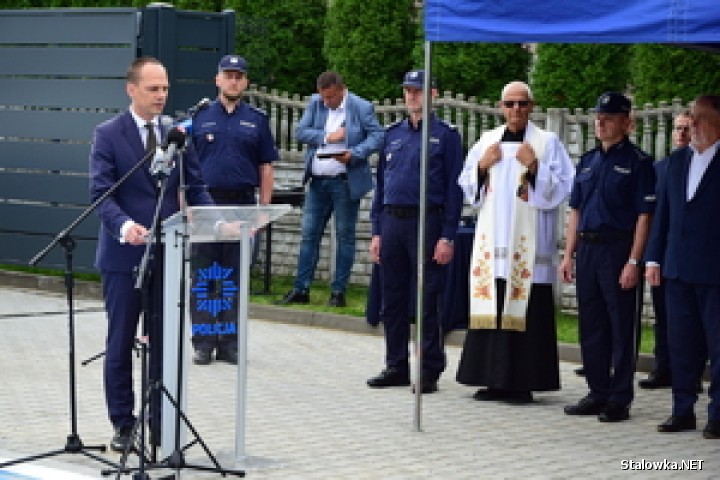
[502,100,531,108]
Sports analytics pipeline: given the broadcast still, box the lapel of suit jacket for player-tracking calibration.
[344,93,357,148]
[317,98,329,131]
[123,111,160,189]
[680,147,691,202]
[691,145,720,201]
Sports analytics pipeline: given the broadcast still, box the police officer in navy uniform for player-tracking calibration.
[367,70,464,394]
[560,92,655,422]
[189,55,278,365]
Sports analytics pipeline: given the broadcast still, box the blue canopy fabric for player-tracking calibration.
[424,0,720,45]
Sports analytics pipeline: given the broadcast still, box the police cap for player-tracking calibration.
[218,55,247,73]
[593,92,631,114]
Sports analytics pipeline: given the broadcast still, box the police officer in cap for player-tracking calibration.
[367,70,463,394]
[189,54,278,365]
[560,92,655,422]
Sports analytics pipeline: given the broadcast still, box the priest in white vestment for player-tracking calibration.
[456,81,574,403]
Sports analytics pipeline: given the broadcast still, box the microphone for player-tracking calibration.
[149,127,187,177]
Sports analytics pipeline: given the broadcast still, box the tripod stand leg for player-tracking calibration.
[1,236,123,473]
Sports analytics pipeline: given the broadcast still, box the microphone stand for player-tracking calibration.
[0,146,163,472]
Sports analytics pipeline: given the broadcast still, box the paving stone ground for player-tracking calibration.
[0,286,718,479]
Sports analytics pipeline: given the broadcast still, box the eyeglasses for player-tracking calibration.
[502,100,531,108]
[674,126,690,132]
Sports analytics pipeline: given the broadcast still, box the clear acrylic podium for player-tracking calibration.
[161,204,291,466]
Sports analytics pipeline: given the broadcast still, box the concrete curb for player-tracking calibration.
[0,269,655,372]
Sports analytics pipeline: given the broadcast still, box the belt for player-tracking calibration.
[578,230,632,244]
[385,205,444,219]
[311,173,347,180]
[208,188,256,201]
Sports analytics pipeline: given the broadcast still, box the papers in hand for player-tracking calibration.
[316,143,347,159]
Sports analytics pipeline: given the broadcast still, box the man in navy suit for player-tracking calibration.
[646,95,720,439]
[278,71,384,307]
[639,111,692,390]
[89,57,213,451]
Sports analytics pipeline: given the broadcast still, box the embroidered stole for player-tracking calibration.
[469,126,547,332]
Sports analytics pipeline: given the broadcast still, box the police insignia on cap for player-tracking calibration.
[410,71,418,79]
[601,95,610,104]
[230,57,238,64]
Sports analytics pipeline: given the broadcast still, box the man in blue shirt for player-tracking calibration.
[189,55,278,365]
[560,92,655,423]
[367,70,463,394]
[278,71,383,308]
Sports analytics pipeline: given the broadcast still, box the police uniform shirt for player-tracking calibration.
[569,137,655,232]
[191,100,278,190]
[370,114,464,240]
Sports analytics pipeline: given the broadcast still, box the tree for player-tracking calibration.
[411,40,531,102]
[227,0,326,95]
[531,44,631,109]
[324,0,415,101]
[630,44,720,106]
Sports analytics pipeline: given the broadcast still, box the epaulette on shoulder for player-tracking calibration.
[438,118,459,131]
[633,146,653,162]
[581,145,600,159]
[247,104,268,117]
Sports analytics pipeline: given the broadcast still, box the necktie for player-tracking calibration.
[145,122,157,154]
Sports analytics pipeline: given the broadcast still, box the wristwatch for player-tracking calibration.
[440,237,454,246]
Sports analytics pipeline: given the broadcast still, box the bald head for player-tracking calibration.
[501,81,534,101]
[499,81,534,133]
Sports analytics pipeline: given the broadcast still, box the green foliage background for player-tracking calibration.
[531,44,631,109]
[324,0,416,100]
[630,44,720,106]
[229,0,326,95]
[412,40,531,101]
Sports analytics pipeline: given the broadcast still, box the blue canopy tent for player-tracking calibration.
[406,0,720,430]
[424,0,720,45]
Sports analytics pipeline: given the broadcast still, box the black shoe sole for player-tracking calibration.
[367,380,411,388]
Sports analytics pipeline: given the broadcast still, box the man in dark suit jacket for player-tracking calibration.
[278,71,384,307]
[639,111,692,390]
[89,57,213,452]
[646,95,720,439]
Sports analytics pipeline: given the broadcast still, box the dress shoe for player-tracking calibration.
[193,349,212,365]
[564,396,606,416]
[328,291,346,307]
[110,425,134,453]
[367,368,410,388]
[598,403,630,423]
[216,347,238,365]
[472,388,532,404]
[504,391,534,405]
[275,289,309,305]
[703,420,720,439]
[473,388,507,401]
[638,371,671,389]
[412,378,438,394]
[657,414,696,433]
[574,367,585,376]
